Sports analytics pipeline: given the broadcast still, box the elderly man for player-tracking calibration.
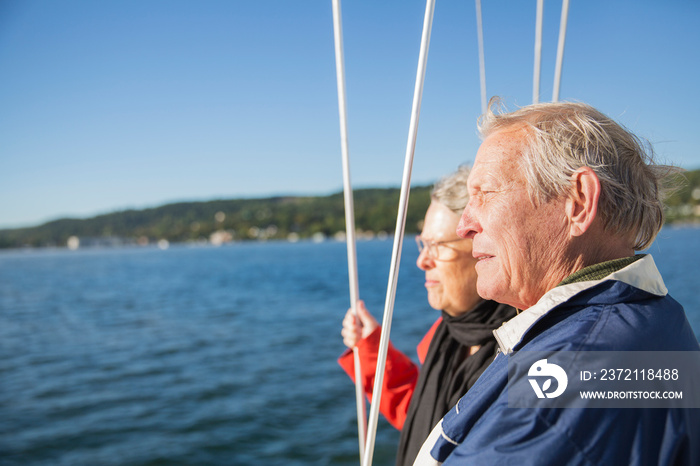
[414,101,700,465]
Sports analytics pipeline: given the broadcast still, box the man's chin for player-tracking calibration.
[476,282,499,302]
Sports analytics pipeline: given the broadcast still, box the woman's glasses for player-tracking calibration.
[415,236,466,261]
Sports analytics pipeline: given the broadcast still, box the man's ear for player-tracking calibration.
[566,167,601,237]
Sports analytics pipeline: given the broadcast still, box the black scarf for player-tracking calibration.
[395,300,516,466]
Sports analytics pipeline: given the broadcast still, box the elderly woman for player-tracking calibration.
[337,166,515,466]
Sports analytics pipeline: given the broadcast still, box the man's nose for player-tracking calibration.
[457,205,478,239]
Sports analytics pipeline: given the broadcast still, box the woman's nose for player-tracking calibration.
[416,248,435,271]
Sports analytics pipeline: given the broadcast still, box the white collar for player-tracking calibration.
[493,255,668,354]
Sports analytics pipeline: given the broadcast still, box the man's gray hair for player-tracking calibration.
[431,164,471,215]
[478,98,679,250]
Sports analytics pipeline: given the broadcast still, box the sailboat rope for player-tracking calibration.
[330,0,367,462]
[475,0,487,114]
[553,0,570,102]
[361,1,436,465]
[533,0,544,103]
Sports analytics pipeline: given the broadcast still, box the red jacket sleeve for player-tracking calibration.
[337,317,442,430]
[416,317,442,365]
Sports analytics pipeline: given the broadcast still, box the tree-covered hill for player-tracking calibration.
[1,168,698,250]
[663,168,700,223]
[0,186,432,249]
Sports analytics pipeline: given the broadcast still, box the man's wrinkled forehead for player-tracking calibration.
[468,127,528,189]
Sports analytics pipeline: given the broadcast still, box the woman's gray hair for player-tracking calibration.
[431,165,472,215]
[478,97,680,250]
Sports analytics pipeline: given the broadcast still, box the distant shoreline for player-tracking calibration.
[2,170,699,250]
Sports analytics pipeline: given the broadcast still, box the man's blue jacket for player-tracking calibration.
[414,255,700,466]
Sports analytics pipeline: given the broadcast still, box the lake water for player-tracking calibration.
[1,227,699,465]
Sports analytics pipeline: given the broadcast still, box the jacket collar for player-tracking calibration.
[493,254,668,354]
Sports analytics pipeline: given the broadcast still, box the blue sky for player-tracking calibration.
[1,0,698,228]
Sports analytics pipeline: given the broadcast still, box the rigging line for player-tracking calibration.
[331,0,367,461]
[533,0,544,104]
[361,0,436,465]
[475,0,487,114]
[552,0,570,102]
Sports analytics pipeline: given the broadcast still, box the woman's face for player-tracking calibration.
[416,201,481,316]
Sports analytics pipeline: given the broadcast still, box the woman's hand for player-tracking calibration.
[341,300,379,348]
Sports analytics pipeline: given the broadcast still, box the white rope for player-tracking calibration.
[533,0,544,104]
[475,0,487,114]
[361,0,436,465]
[331,1,367,461]
[552,0,569,102]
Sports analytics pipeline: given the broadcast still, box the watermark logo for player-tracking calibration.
[509,351,700,408]
[528,359,568,398]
